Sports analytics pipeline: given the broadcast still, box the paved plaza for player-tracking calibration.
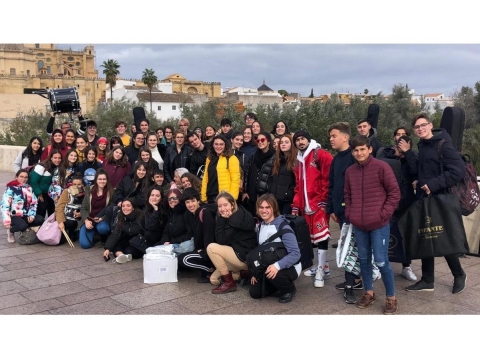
[1,170,479,315]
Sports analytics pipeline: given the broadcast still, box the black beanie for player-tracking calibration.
[293,130,311,143]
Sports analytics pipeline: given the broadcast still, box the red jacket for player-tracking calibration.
[292,141,333,214]
[344,156,400,232]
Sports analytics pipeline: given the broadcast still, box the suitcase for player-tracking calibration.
[367,104,380,129]
[284,214,314,270]
[440,106,465,152]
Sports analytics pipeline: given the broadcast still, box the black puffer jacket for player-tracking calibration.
[159,202,193,244]
[104,211,145,250]
[268,153,295,203]
[215,205,257,262]
[163,145,191,183]
[112,174,149,209]
[416,129,465,198]
[244,149,275,198]
[143,208,165,246]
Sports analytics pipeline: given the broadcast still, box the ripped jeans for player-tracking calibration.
[354,224,395,297]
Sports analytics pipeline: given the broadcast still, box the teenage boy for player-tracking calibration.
[188,131,208,178]
[163,130,191,185]
[85,120,100,147]
[325,122,362,304]
[356,119,382,157]
[377,127,418,282]
[291,130,333,288]
[344,135,400,314]
[115,120,131,147]
[244,113,257,126]
[405,113,467,294]
[220,118,234,140]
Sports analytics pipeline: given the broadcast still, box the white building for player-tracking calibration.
[136,92,194,121]
[423,93,454,113]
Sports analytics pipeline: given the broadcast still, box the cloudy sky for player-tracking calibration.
[63,44,480,97]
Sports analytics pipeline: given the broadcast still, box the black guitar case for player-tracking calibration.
[367,104,380,129]
[440,106,465,152]
[132,107,147,128]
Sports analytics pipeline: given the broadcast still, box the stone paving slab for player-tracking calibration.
[0,170,479,315]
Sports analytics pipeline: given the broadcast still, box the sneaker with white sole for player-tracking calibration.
[401,267,417,282]
[113,254,132,264]
[304,267,317,277]
[323,261,330,276]
[314,268,325,288]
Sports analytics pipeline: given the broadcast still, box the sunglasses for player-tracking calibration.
[168,197,179,201]
[256,138,267,143]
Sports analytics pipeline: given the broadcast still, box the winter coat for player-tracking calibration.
[326,147,356,218]
[201,155,241,202]
[55,186,85,225]
[79,186,112,229]
[77,160,102,186]
[344,156,401,232]
[163,144,191,183]
[159,203,192,245]
[101,160,131,189]
[377,146,418,215]
[189,146,208,178]
[215,205,257,262]
[112,174,148,209]
[13,151,41,173]
[367,127,383,158]
[188,203,217,261]
[244,148,275,199]
[268,153,296,203]
[28,164,55,196]
[143,208,164,246]
[40,144,70,162]
[416,129,465,198]
[241,142,257,164]
[104,211,145,250]
[292,140,333,214]
[1,180,38,226]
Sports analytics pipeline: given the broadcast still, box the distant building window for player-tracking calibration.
[157,106,162,110]
[26,70,30,76]
[35,44,39,48]
[87,91,91,98]
[89,51,91,55]
[46,58,51,62]
[37,60,44,70]
[172,105,177,110]
[77,84,80,88]
[37,53,44,57]
[57,85,60,88]
[10,68,16,76]
[68,56,74,61]
[76,62,81,66]
[47,66,51,74]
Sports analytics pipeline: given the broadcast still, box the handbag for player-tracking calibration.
[336,223,353,267]
[342,228,381,281]
[388,217,408,263]
[398,193,469,259]
[129,233,149,254]
[36,214,62,245]
[18,226,40,245]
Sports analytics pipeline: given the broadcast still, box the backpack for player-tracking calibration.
[438,139,480,216]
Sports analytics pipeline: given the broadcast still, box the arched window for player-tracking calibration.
[10,68,16,76]
[37,60,44,70]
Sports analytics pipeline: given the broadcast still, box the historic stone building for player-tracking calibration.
[0,44,105,117]
[160,73,221,98]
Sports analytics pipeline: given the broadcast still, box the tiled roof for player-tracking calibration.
[424,93,443,98]
[257,83,273,91]
[124,85,162,92]
[136,92,194,103]
[0,44,33,52]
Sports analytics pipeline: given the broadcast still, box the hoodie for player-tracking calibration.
[257,215,301,273]
[367,127,383,157]
[1,180,38,225]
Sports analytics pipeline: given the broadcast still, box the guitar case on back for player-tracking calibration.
[440,106,465,152]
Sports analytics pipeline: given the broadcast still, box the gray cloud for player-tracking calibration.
[66,44,480,96]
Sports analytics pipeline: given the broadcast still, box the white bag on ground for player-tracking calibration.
[146,244,174,255]
[336,223,353,267]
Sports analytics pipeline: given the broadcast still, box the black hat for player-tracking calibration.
[86,119,97,128]
[293,130,311,143]
[133,107,147,127]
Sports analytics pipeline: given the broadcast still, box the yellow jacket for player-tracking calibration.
[201,155,241,202]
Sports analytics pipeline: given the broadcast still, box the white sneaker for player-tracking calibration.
[373,273,382,282]
[304,267,317,277]
[113,254,132,264]
[401,267,418,282]
[7,229,15,243]
[314,268,325,288]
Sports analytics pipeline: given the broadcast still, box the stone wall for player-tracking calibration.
[0,145,24,172]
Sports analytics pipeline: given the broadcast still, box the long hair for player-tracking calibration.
[204,125,216,141]
[50,129,67,150]
[91,168,114,199]
[58,149,79,187]
[272,134,297,175]
[145,184,164,215]
[181,172,202,193]
[271,121,290,137]
[241,125,256,147]
[132,161,151,192]
[22,136,43,164]
[138,146,156,177]
[256,193,280,218]
[207,134,233,160]
[162,188,183,212]
[105,146,128,167]
[116,198,144,231]
[65,129,77,148]
[40,149,62,173]
[215,190,238,213]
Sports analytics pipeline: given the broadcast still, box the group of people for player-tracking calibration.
[1,109,469,312]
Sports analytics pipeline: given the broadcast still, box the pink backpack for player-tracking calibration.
[36,213,61,245]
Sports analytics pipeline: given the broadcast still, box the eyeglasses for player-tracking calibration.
[413,122,430,130]
[136,137,145,141]
[256,138,267,143]
[167,197,179,201]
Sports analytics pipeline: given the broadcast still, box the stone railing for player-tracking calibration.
[0,145,24,172]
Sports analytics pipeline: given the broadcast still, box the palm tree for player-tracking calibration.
[141,68,158,113]
[101,59,121,103]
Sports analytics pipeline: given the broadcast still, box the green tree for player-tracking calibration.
[141,68,158,114]
[453,86,476,129]
[363,89,369,95]
[278,89,288,96]
[309,88,314,98]
[101,59,121,103]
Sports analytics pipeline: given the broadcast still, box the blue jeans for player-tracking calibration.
[354,224,395,297]
[79,221,110,249]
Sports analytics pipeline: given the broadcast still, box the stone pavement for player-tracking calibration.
[1,170,480,315]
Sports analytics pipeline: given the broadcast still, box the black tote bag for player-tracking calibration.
[388,218,408,264]
[398,193,469,259]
